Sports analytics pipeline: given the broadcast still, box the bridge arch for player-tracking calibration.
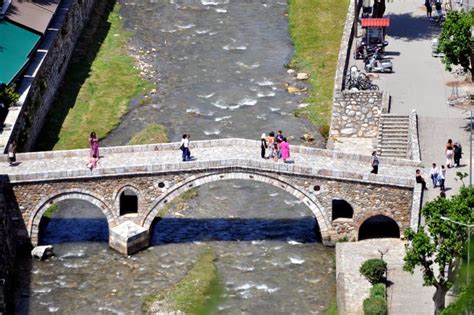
[141,171,331,243]
[358,214,400,241]
[113,184,142,216]
[29,189,116,246]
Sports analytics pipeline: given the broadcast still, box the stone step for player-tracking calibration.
[379,139,408,144]
[380,147,407,152]
[380,122,410,127]
[380,114,410,118]
[378,133,408,138]
[380,125,409,130]
[380,149,408,155]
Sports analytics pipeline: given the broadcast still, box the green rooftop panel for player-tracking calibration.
[0,20,41,85]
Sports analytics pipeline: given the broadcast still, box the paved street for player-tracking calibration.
[369,1,472,313]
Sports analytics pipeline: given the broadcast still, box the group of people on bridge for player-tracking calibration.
[260,130,291,163]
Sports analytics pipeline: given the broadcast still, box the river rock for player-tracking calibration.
[296,72,309,80]
[287,69,295,74]
[31,245,54,260]
[298,103,310,108]
[302,133,315,142]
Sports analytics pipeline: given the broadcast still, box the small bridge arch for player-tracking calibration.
[29,189,116,246]
[358,214,401,241]
[141,171,331,244]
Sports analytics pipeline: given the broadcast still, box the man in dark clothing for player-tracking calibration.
[454,143,462,167]
[416,169,428,190]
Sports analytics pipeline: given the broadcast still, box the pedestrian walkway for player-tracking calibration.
[0,138,418,183]
[372,1,472,313]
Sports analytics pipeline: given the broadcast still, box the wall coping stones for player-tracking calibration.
[408,110,422,162]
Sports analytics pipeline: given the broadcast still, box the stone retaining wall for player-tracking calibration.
[330,91,390,138]
[1,0,98,152]
[0,178,16,314]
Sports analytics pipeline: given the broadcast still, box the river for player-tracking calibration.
[15,0,335,313]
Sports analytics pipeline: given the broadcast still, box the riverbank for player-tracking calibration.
[288,0,349,126]
[36,1,153,151]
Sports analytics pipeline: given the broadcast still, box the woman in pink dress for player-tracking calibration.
[279,137,290,163]
[89,131,99,158]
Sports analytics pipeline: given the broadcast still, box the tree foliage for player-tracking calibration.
[438,10,474,73]
[403,186,474,313]
[360,259,387,284]
[0,84,19,109]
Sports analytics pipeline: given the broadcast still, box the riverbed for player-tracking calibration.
[15,0,335,313]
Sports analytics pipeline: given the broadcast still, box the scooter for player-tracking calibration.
[364,49,393,73]
[354,41,388,60]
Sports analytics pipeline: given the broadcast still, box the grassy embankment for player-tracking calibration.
[142,247,222,315]
[36,1,164,150]
[128,124,168,145]
[288,0,349,131]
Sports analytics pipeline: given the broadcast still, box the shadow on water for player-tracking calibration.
[388,13,441,41]
[37,216,321,245]
[39,218,109,244]
[150,216,322,245]
[34,0,116,151]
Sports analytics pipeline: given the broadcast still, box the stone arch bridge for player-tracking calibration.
[0,139,422,254]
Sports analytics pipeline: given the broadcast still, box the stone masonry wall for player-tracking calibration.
[330,91,389,138]
[8,169,414,246]
[5,0,98,152]
[0,179,17,314]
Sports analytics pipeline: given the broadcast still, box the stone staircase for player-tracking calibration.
[377,114,410,158]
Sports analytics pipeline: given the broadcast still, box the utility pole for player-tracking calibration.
[470,109,472,187]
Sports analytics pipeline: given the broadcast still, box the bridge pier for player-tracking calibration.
[109,221,149,255]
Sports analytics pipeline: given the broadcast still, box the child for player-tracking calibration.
[273,143,280,161]
[86,155,98,170]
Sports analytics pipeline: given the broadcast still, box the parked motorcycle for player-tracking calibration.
[364,49,393,73]
[354,41,388,60]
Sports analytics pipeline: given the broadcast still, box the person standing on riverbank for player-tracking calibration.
[89,131,100,158]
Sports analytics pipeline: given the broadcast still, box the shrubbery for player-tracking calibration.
[360,258,387,284]
[361,259,388,315]
[363,296,387,315]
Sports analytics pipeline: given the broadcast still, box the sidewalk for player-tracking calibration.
[367,1,471,313]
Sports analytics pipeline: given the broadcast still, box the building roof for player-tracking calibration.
[0,20,41,85]
[5,0,60,35]
[361,18,390,28]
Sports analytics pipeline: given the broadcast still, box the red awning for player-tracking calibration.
[361,18,390,28]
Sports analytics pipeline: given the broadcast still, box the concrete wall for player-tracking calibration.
[0,179,17,314]
[1,0,98,152]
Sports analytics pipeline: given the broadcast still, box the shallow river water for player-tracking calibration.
[16,0,336,313]
[102,0,321,145]
[17,181,335,314]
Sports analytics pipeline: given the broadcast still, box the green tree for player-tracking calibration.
[403,186,474,313]
[438,10,474,78]
[0,84,19,109]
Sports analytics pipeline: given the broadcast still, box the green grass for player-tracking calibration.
[36,1,153,150]
[325,300,338,315]
[143,247,221,314]
[42,204,58,219]
[288,0,349,125]
[128,123,168,145]
[157,188,199,218]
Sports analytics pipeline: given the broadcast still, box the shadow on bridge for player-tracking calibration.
[150,217,322,245]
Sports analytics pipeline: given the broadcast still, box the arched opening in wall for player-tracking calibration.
[38,199,109,244]
[332,199,353,220]
[149,179,323,245]
[120,189,138,216]
[358,215,400,241]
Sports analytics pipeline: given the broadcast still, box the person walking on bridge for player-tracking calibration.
[89,131,100,158]
[260,133,268,159]
[370,151,379,174]
[280,137,290,163]
[180,134,191,161]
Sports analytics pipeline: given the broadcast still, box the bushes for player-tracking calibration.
[360,258,387,284]
[363,296,387,315]
[361,260,388,315]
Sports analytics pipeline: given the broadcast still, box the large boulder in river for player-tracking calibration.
[31,245,54,260]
